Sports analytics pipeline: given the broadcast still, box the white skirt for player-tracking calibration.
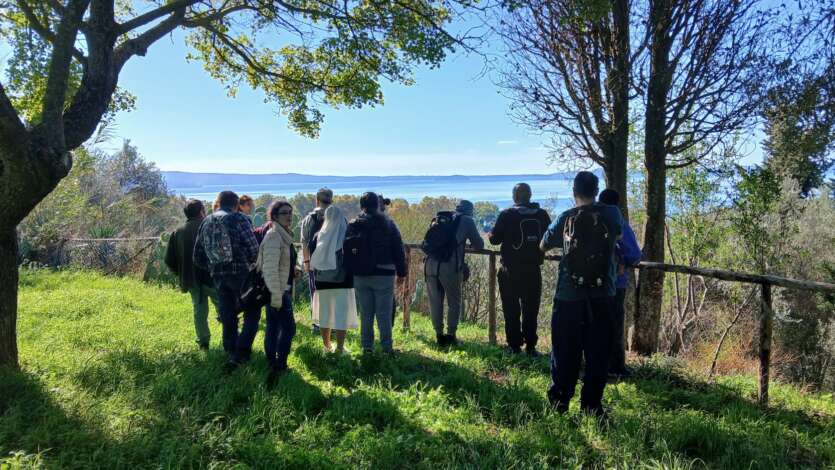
[312,288,359,330]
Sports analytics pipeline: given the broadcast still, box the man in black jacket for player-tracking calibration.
[488,183,552,356]
[165,199,218,350]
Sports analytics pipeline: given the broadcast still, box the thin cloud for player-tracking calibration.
[497,140,519,145]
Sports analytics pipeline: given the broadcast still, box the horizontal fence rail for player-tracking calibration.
[60,237,835,406]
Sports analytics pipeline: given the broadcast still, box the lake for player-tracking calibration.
[168,174,578,210]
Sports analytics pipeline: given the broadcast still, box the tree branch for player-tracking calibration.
[118,0,200,33]
[16,0,87,65]
[114,8,186,67]
[39,0,91,147]
[0,81,27,149]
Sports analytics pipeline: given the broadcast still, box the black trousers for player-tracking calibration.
[548,296,615,411]
[498,266,542,349]
[609,288,627,372]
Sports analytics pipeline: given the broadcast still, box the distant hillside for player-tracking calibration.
[161,171,583,189]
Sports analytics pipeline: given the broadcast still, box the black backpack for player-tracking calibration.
[561,205,611,288]
[421,211,462,262]
[511,209,546,262]
[343,219,379,276]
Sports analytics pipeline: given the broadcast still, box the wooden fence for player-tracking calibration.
[62,237,835,406]
[401,243,835,406]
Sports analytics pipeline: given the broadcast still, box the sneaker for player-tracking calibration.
[362,348,374,355]
[445,334,458,346]
[324,344,336,354]
[312,324,320,335]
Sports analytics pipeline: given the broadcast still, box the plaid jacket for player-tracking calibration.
[193,210,259,282]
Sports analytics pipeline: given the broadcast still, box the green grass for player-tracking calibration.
[2,270,834,469]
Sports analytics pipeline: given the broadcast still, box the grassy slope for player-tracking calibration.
[1,270,833,469]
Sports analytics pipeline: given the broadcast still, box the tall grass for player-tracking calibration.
[1,270,833,468]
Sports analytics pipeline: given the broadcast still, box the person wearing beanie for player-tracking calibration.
[424,199,484,348]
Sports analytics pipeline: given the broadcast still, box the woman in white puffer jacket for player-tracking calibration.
[257,200,298,387]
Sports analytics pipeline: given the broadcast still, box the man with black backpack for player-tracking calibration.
[193,191,261,372]
[423,200,484,348]
[488,183,551,356]
[301,188,333,333]
[540,171,623,416]
[344,192,407,354]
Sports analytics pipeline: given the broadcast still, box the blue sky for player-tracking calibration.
[2,20,767,176]
[104,30,554,176]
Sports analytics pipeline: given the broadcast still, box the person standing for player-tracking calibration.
[488,183,551,356]
[165,199,219,350]
[598,189,641,378]
[423,200,484,347]
[345,192,407,354]
[301,188,333,333]
[193,191,261,372]
[238,195,255,218]
[310,205,358,354]
[258,201,299,387]
[540,172,623,416]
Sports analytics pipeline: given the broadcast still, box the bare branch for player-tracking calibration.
[115,8,186,67]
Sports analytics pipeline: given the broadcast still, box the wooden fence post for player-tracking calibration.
[758,282,773,406]
[488,252,497,345]
[403,246,411,332]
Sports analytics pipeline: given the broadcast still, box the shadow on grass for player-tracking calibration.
[621,363,834,467]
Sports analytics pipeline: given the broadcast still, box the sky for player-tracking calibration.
[105,29,555,176]
[1,12,768,177]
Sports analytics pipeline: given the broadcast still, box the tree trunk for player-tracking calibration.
[633,0,672,356]
[0,227,18,369]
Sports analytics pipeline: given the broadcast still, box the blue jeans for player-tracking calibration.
[354,275,395,352]
[548,296,614,411]
[265,291,295,370]
[214,273,262,363]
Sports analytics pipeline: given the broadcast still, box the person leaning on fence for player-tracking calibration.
[310,205,358,354]
[540,171,623,416]
[423,200,484,348]
[598,188,641,379]
[257,200,300,387]
[164,199,219,350]
[344,192,407,354]
[193,190,262,373]
[301,188,334,334]
[488,183,551,357]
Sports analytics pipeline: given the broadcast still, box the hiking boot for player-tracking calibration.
[436,334,448,347]
[504,345,522,355]
[445,334,458,346]
[525,347,540,358]
[608,367,633,380]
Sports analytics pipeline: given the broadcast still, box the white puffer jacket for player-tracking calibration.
[257,224,294,308]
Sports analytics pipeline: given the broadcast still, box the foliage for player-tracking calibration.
[3,269,834,468]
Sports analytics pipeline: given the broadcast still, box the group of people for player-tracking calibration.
[165,188,407,386]
[165,170,640,414]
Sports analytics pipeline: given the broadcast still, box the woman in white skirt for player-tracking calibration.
[310,205,358,353]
